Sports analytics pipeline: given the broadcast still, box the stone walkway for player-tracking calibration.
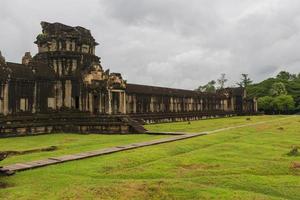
[0,116,295,175]
[0,133,206,174]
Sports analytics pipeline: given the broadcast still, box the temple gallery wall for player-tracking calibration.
[0,22,257,135]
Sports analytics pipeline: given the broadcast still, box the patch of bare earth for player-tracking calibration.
[291,162,300,169]
[0,182,13,189]
[61,181,173,200]
[4,146,58,158]
[255,124,271,132]
[177,163,220,176]
[115,181,171,200]
[62,138,78,143]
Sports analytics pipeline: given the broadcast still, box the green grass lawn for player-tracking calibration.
[1,115,300,200]
[145,115,286,133]
[0,134,167,166]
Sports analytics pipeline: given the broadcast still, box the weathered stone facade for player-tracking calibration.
[0,22,257,135]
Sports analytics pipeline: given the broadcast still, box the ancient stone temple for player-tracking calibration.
[0,22,257,135]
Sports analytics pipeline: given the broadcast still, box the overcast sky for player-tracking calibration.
[0,0,299,89]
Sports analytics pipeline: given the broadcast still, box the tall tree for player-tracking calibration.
[273,95,295,113]
[237,74,252,88]
[196,80,216,93]
[257,96,274,113]
[269,82,287,96]
[217,73,228,89]
[276,71,293,81]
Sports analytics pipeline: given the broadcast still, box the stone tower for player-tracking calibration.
[32,22,126,114]
[0,51,6,65]
[22,52,32,65]
[34,21,101,78]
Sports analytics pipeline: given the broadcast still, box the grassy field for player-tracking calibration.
[0,134,167,166]
[0,115,300,200]
[145,115,285,133]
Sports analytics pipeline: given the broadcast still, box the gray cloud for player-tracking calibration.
[0,0,299,89]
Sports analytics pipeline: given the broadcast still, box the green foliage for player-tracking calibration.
[237,74,253,88]
[217,73,228,89]
[247,71,300,113]
[257,96,274,112]
[269,82,287,96]
[196,80,216,93]
[258,95,295,114]
[247,78,277,98]
[273,95,295,113]
[36,33,49,44]
[276,71,296,81]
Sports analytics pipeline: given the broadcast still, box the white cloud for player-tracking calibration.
[0,0,299,89]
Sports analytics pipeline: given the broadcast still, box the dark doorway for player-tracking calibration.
[93,95,99,114]
[75,96,80,109]
[112,92,120,114]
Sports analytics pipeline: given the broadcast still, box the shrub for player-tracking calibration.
[273,95,295,114]
[287,146,299,156]
[258,95,296,114]
[258,96,274,113]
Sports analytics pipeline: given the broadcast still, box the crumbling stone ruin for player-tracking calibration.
[0,22,257,135]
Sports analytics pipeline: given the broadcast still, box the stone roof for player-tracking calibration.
[36,21,98,46]
[0,52,10,81]
[29,60,56,80]
[6,62,34,80]
[126,83,222,98]
[0,65,9,81]
[4,61,55,81]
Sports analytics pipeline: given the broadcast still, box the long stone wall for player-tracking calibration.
[0,113,146,137]
[0,21,258,136]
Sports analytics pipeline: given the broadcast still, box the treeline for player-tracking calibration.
[195,71,300,114]
[247,71,300,114]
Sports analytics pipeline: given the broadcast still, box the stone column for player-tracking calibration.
[170,97,173,112]
[150,96,154,112]
[220,100,223,111]
[223,99,227,111]
[0,85,2,114]
[231,97,235,111]
[32,82,37,113]
[133,95,137,113]
[64,80,72,108]
[99,91,102,113]
[79,89,82,111]
[56,81,63,109]
[86,93,89,111]
[89,93,93,113]
[118,92,122,113]
[118,91,125,114]
[105,90,112,114]
[3,82,9,115]
[200,99,203,111]
[101,92,106,113]
[254,98,258,112]
[109,91,112,114]
[122,91,126,114]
